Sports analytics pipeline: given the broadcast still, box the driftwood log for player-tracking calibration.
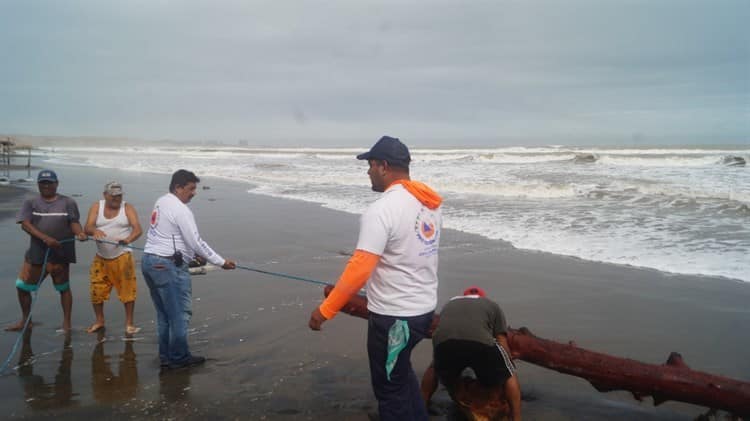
[323,286,750,418]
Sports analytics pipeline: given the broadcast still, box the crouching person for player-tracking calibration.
[422,286,521,420]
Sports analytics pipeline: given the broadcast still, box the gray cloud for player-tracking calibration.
[1,0,748,146]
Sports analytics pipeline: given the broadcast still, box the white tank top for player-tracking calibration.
[95,200,133,259]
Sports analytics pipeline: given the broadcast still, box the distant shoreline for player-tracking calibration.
[4,133,749,150]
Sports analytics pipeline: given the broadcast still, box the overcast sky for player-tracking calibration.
[1,0,748,147]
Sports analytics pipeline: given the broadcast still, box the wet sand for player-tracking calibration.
[1,165,749,420]
[0,165,38,219]
[0,186,29,220]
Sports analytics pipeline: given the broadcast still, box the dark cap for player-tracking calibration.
[356,136,411,168]
[37,169,58,183]
[463,286,486,297]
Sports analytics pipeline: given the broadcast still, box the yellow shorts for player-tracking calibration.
[90,253,137,304]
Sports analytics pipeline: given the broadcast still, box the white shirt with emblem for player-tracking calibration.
[144,193,225,266]
[356,183,441,317]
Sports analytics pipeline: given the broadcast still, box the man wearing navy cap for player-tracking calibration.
[309,136,443,420]
[6,169,87,332]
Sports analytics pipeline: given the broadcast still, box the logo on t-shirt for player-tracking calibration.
[150,207,159,227]
[415,207,439,246]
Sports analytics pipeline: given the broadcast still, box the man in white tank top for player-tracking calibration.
[84,181,143,334]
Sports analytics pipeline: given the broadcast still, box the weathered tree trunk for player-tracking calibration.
[324,286,750,417]
[507,327,750,416]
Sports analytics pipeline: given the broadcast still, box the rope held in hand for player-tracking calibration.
[1,237,334,375]
[97,238,332,286]
[235,264,332,287]
[97,237,331,286]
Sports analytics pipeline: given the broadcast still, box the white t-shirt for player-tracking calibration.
[144,193,225,266]
[356,184,441,316]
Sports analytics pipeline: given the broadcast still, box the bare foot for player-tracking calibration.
[86,322,105,333]
[125,325,141,334]
[4,320,31,331]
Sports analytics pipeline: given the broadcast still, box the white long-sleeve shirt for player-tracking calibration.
[144,193,225,266]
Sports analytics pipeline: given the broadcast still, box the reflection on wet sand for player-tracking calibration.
[159,365,192,402]
[91,330,139,403]
[17,329,79,410]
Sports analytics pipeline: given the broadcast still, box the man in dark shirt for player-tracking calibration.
[5,170,87,332]
[422,286,522,420]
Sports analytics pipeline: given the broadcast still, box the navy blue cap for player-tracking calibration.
[356,136,411,167]
[37,169,58,183]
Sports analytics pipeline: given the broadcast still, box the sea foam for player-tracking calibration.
[39,144,750,282]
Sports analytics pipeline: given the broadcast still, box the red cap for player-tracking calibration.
[463,286,486,297]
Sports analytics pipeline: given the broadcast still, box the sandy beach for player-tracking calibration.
[1,164,749,420]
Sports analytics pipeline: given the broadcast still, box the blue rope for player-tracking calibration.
[236,264,332,287]
[96,238,332,287]
[90,237,145,251]
[0,237,76,374]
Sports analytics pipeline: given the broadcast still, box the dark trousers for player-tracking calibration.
[367,311,433,421]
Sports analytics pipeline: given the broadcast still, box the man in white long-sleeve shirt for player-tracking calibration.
[142,169,235,369]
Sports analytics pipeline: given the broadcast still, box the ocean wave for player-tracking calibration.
[630,183,748,205]
[34,143,749,282]
[565,147,750,156]
[39,146,179,155]
[573,153,598,163]
[473,153,575,164]
[597,155,722,167]
[245,182,750,282]
[435,177,750,208]
[43,144,750,165]
[415,146,572,154]
[438,181,583,199]
[41,157,98,167]
[443,208,749,282]
[720,155,747,167]
[414,153,473,162]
